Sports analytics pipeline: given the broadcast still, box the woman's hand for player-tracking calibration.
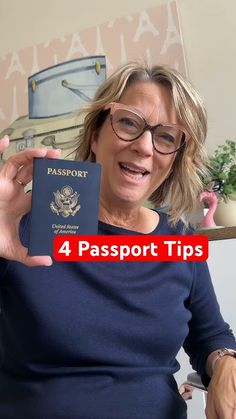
[206,356,236,418]
[0,135,61,266]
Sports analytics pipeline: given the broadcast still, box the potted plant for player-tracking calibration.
[205,139,236,227]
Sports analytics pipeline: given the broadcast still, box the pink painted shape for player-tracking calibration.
[200,191,218,227]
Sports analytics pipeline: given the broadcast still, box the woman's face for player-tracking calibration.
[91,80,179,208]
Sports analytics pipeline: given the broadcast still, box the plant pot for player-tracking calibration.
[214,198,236,227]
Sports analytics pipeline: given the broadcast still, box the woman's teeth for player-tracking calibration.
[119,163,147,179]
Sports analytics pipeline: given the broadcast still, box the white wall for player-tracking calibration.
[1,0,236,154]
[0,0,163,53]
[177,0,236,154]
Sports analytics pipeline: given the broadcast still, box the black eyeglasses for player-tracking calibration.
[206,178,224,193]
[104,102,190,155]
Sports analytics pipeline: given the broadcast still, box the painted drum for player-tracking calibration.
[0,112,84,163]
[28,55,106,118]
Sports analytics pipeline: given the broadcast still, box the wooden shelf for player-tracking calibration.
[196,226,236,241]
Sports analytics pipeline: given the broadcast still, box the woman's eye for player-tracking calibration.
[155,129,175,143]
[119,117,138,128]
[159,134,175,143]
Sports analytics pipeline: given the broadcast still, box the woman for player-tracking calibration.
[0,62,236,418]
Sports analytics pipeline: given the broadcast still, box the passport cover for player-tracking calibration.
[28,157,101,256]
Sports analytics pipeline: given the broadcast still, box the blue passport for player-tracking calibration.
[28,157,101,256]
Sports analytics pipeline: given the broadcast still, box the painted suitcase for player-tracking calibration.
[28,55,106,118]
[0,111,84,164]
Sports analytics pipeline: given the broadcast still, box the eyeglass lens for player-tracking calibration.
[111,108,185,154]
[207,179,224,192]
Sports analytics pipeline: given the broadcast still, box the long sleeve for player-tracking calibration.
[183,261,236,386]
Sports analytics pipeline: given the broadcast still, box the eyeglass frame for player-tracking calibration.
[205,178,225,193]
[104,102,190,155]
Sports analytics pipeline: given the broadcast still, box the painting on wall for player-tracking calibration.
[0,0,186,162]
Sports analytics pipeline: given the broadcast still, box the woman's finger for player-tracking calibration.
[44,149,62,159]
[12,244,52,267]
[13,163,33,187]
[24,254,53,267]
[13,148,62,186]
[1,148,49,180]
[0,148,61,182]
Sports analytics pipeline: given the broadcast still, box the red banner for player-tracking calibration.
[53,235,208,262]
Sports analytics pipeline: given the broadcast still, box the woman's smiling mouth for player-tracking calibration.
[119,162,150,180]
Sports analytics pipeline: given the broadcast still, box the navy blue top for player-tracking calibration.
[0,212,235,419]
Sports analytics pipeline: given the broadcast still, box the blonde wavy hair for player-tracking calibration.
[75,61,208,226]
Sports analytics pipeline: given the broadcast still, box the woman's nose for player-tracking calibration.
[129,129,154,157]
